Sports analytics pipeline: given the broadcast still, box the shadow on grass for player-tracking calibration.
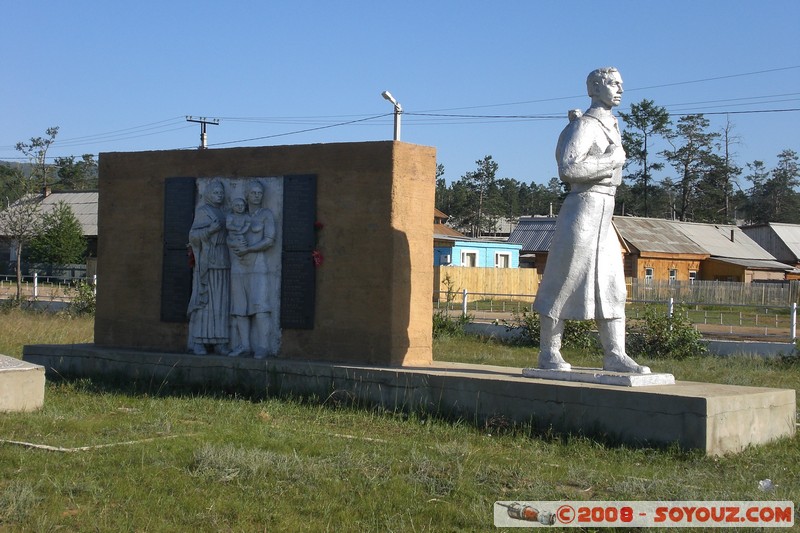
[43,369,708,460]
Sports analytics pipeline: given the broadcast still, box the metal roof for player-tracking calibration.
[705,257,795,271]
[768,223,800,259]
[39,191,98,236]
[612,217,706,255]
[507,217,557,252]
[613,216,778,261]
[675,222,774,260]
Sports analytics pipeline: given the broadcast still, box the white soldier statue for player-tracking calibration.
[532,67,650,374]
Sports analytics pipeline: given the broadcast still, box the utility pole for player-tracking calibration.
[186,116,220,149]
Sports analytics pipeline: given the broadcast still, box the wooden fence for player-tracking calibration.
[434,266,539,301]
[434,267,799,307]
[628,279,800,306]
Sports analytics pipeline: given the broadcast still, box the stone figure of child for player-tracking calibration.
[226,197,253,268]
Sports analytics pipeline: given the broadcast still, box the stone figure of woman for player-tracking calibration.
[227,180,277,358]
[187,179,230,355]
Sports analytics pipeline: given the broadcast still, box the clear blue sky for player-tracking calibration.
[2,1,798,186]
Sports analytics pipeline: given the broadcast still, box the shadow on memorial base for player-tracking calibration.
[22,343,796,456]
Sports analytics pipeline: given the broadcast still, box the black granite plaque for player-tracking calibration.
[282,174,317,251]
[280,174,317,329]
[280,251,316,329]
[160,177,196,322]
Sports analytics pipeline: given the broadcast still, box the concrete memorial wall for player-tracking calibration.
[95,141,436,366]
[21,137,796,455]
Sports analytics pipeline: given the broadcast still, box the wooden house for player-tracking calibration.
[741,223,800,281]
[509,215,794,283]
[613,217,793,282]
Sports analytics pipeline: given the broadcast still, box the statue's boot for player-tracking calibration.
[598,318,650,374]
[191,343,207,355]
[538,316,571,370]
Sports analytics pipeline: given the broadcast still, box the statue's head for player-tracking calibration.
[205,179,225,205]
[231,197,246,214]
[586,67,623,108]
[246,181,264,206]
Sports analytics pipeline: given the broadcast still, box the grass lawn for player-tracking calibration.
[1,310,798,531]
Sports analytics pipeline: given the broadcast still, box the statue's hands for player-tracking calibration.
[606,143,626,167]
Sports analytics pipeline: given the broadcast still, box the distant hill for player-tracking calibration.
[0,161,34,177]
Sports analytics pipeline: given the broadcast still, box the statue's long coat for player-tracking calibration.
[533,107,626,320]
[187,202,230,345]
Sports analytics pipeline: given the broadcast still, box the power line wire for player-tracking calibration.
[3,66,798,155]
[629,65,800,93]
[205,113,392,148]
[416,65,800,112]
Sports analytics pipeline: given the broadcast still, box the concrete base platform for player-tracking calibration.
[1,354,45,412]
[23,343,796,455]
[522,367,675,386]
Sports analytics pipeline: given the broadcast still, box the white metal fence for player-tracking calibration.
[435,288,798,341]
[0,273,97,302]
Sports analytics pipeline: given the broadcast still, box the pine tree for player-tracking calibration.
[26,201,87,264]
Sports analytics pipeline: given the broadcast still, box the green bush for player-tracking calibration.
[433,272,471,338]
[627,304,707,359]
[503,309,540,345]
[433,309,471,338]
[503,310,601,353]
[563,319,601,353]
[65,280,96,316]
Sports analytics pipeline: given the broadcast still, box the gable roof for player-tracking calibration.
[740,222,800,266]
[511,215,793,272]
[766,223,800,260]
[39,191,98,236]
[612,217,706,255]
[613,216,777,259]
[507,217,557,252]
[1,190,98,237]
[676,222,774,260]
[433,208,467,239]
[434,224,467,239]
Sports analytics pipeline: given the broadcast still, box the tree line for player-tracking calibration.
[436,100,800,237]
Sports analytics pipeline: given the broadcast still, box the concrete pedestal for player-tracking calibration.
[23,343,796,455]
[0,354,45,412]
[522,367,676,386]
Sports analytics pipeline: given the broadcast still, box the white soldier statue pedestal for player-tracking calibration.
[528,67,652,377]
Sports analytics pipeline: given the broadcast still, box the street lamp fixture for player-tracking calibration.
[381,91,402,141]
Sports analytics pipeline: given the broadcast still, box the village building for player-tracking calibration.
[741,222,800,281]
[509,215,796,282]
[0,188,98,278]
[433,208,521,268]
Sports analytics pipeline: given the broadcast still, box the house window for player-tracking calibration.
[495,252,511,268]
[689,270,697,282]
[460,251,478,267]
[669,269,677,282]
[644,267,654,282]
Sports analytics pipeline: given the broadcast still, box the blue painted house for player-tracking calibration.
[434,209,521,268]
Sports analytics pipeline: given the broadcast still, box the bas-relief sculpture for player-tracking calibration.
[532,67,650,374]
[187,179,230,355]
[187,177,283,358]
